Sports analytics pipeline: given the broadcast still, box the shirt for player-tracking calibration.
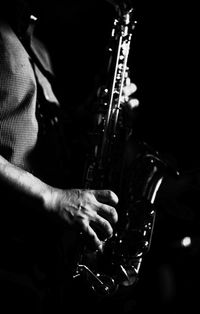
[0,15,69,188]
[0,9,72,288]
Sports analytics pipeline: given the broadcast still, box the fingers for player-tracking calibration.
[123,79,137,97]
[98,202,118,224]
[93,189,119,205]
[93,189,118,223]
[127,98,139,109]
[90,214,114,241]
[82,222,104,251]
[81,214,114,251]
[121,78,139,109]
[91,190,118,246]
[76,189,118,250]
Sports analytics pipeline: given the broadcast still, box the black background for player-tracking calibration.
[34,0,200,171]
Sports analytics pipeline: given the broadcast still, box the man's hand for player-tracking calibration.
[46,188,119,251]
[121,77,139,109]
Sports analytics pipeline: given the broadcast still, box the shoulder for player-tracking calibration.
[0,21,21,64]
[0,21,31,71]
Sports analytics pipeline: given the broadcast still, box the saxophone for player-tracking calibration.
[73,0,176,296]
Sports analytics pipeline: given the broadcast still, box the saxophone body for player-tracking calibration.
[73,0,175,296]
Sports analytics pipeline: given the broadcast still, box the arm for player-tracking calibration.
[0,154,118,251]
[0,21,118,251]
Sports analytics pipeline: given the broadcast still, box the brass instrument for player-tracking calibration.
[72,0,175,296]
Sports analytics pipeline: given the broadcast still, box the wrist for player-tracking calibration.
[42,184,60,213]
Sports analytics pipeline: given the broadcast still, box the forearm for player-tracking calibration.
[0,155,53,212]
[0,155,119,249]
